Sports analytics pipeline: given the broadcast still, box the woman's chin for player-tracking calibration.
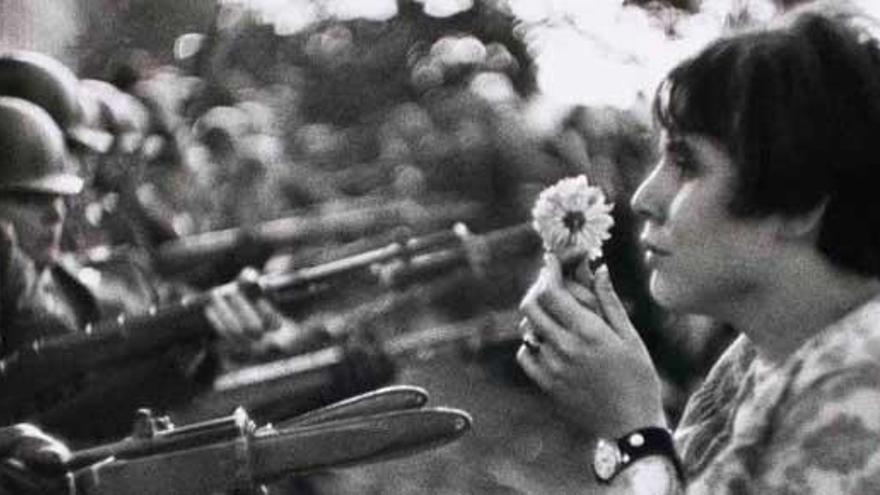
[649,275,693,312]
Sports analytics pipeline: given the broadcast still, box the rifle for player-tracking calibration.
[34,271,479,434]
[0,386,472,495]
[172,309,522,423]
[0,222,539,421]
[152,196,483,276]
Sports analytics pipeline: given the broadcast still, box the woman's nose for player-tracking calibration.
[630,164,668,222]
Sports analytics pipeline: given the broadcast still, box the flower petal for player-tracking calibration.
[531,175,614,260]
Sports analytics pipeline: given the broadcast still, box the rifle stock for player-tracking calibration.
[0,298,213,424]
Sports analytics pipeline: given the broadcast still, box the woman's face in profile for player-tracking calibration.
[630,130,781,316]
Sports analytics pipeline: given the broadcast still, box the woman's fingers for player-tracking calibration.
[538,255,614,342]
[593,265,641,342]
[538,256,585,329]
[520,297,582,353]
[564,280,598,310]
[516,335,570,388]
[517,345,548,387]
[573,256,594,287]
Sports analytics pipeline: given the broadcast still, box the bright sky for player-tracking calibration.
[227,0,880,112]
[509,0,780,110]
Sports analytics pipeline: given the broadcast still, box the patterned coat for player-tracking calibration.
[676,295,880,494]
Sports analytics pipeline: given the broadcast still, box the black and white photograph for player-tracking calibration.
[0,0,879,493]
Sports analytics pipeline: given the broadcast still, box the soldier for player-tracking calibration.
[0,50,119,253]
[76,77,180,250]
[0,96,308,443]
[0,50,112,160]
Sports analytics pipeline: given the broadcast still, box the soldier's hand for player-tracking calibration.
[0,424,70,495]
[204,269,318,360]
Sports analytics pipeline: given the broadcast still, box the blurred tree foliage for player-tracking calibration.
[75,0,216,79]
[210,0,536,125]
[72,0,535,119]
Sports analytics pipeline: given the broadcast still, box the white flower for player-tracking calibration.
[531,175,614,261]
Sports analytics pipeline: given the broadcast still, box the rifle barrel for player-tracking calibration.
[154,198,482,273]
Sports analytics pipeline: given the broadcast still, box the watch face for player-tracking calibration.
[593,438,621,481]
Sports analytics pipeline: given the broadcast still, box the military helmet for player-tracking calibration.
[0,50,112,153]
[0,97,83,195]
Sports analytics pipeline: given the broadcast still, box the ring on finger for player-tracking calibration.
[522,332,541,354]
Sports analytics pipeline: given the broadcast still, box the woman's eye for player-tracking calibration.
[661,137,701,178]
[670,153,699,178]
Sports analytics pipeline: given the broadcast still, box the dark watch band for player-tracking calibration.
[593,427,684,484]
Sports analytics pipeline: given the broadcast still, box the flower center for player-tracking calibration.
[562,211,586,233]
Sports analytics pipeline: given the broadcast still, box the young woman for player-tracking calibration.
[518,5,880,493]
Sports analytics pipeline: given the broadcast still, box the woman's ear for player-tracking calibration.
[777,198,828,242]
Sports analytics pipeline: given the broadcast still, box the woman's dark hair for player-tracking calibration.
[653,10,880,277]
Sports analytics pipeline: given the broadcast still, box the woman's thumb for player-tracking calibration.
[594,265,638,341]
[573,257,593,286]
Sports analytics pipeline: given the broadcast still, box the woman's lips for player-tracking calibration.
[642,243,670,268]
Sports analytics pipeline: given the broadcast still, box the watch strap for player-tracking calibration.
[596,427,684,483]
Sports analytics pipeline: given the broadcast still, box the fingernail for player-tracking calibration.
[575,259,593,280]
[596,264,609,282]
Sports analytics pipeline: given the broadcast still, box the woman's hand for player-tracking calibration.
[517,254,666,438]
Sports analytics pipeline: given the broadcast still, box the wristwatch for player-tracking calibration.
[592,427,684,483]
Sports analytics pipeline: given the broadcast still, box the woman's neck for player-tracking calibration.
[724,252,880,364]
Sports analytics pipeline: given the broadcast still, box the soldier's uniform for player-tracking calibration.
[0,234,214,443]
[0,91,212,445]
